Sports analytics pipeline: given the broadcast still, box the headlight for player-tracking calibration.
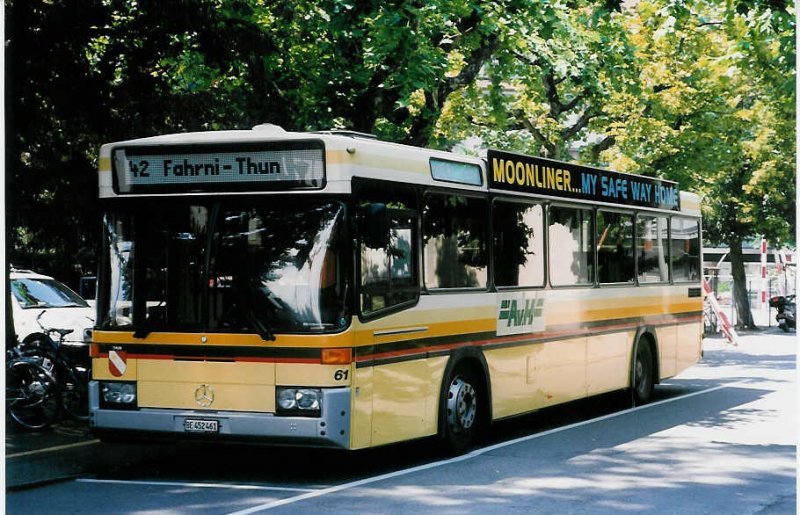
[101,381,137,409]
[276,387,322,417]
[296,389,320,410]
[277,388,298,410]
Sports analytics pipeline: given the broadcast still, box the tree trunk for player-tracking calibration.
[6,44,18,346]
[728,235,758,329]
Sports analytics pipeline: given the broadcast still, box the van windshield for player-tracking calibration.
[12,279,90,309]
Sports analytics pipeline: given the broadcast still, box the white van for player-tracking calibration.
[9,268,95,350]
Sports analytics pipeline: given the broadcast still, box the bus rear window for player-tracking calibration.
[671,217,701,282]
[637,215,669,284]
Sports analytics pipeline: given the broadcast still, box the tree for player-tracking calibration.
[599,0,795,328]
[145,0,534,144]
[432,2,640,283]
[6,0,110,285]
[435,2,638,159]
[7,0,536,285]
[6,0,794,327]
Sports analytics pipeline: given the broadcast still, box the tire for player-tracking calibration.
[442,365,483,454]
[7,360,61,431]
[632,341,654,405]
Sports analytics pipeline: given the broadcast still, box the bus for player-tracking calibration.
[89,124,703,452]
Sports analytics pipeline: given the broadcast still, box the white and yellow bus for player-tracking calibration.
[90,125,703,452]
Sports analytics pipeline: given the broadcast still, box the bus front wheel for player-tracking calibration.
[442,366,482,454]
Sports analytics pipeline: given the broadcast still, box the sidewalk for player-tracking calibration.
[5,417,99,489]
[5,413,171,490]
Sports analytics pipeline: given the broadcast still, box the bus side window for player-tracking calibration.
[423,194,488,289]
[360,208,419,317]
[493,200,544,288]
[548,205,594,286]
[596,210,635,284]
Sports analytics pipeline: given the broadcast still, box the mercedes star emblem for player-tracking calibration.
[195,384,215,407]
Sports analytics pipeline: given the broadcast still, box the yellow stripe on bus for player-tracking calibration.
[547,297,702,325]
[92,330,355,348]
[94,297,699,349]
[98,156,112,172]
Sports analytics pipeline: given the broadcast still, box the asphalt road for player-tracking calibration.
[5,329,797,514]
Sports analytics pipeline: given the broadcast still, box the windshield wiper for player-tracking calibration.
[133,322,152,339]
[247,308,276,342]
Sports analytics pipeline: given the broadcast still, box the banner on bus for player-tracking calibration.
[487,149,680,211]
[112,141,326,194]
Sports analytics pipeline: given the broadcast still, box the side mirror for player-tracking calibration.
[361,203,391,249]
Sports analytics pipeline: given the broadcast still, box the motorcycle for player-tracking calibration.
[768,295,796,332]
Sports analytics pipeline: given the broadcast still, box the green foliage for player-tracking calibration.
[596,0,795,327]
[599,0,795,248]
[7,0,516,283]
[6,0,795,300]
[436,1,640,160]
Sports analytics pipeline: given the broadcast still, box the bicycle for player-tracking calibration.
[20,311,91,421]
[703,301,719,336]
[6,344,61,431]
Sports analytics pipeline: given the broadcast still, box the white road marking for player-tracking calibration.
[226,382,739,514]
[76,478,316,493]
[7,439,101,459]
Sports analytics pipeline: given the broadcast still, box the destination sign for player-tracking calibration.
[112,141,325,193]
[487,149,680,211]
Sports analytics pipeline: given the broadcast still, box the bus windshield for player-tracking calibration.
[101,199,348,336]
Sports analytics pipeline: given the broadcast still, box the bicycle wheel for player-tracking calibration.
[7,360,61,431]
[703,306,718,335]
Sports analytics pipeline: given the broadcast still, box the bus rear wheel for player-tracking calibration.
[442,366,482,454]
[632,341,654,405]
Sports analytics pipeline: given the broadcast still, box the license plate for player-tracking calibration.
[184,419,219,433]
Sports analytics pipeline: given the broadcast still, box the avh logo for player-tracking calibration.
[496,294,545,336]
[499,298,544,327]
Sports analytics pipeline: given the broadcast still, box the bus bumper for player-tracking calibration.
[88,381,351,449]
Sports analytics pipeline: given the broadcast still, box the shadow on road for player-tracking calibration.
[89,382,772,489]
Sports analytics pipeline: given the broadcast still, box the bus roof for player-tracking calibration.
[98,125,700,217]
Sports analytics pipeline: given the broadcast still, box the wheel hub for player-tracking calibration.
[447,377,476,434]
